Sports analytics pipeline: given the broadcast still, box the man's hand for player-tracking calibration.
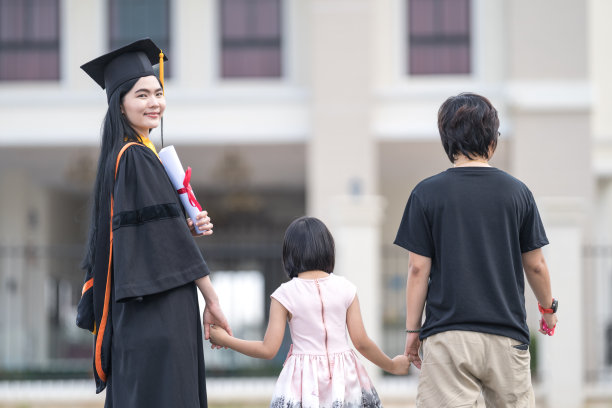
[539,313,558,336]
[405,332,422,369]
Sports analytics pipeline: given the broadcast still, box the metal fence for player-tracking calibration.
[0,241,291,379]
[380,245,410,357]
[195,240,291,376]
[0,241,411,378]
[1,242,611,385]
[381,244,612,386]
[583,245,612,383]
[0,244,92,378]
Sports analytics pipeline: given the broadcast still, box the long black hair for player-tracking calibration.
[81,78,143,272]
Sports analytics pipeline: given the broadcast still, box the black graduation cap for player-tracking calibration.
[81,38,167,103]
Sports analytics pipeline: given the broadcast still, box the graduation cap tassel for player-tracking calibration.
[159,50,165,147]
[159,50,165,92]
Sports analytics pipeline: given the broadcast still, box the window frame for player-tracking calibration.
[0,0,61,81]
[107,0,171,76]
[401,0,477,80]
[216,0,286,81]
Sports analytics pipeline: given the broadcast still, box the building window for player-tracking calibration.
[109,0,171,76]
[407,0,471,75]
[219,0,282,79]
[0,0,60,81]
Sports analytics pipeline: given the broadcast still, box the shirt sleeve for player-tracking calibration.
[393,191,435,258]
[112,145,209,302]
[519,191,549,253]
[271,283,293,315]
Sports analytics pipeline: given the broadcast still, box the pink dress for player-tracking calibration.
[270,274,382,408]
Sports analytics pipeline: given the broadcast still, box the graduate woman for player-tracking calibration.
[76,39,231,407]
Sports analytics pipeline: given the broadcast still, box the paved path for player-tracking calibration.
[0,377,418,408]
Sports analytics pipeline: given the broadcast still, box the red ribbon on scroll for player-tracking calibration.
[176,167,202,211]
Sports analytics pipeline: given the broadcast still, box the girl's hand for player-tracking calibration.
[209,325,230,348]
[389,355,411,375]
[187,210,213,237]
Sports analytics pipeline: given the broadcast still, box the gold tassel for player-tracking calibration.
[159,50,165,94]
[159,50,165,147]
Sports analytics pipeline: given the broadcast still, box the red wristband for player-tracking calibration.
[538,298,558,314]
[538,303,554,314]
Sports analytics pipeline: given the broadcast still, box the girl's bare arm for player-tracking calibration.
[346,295,410,375]
[210,298,288,359]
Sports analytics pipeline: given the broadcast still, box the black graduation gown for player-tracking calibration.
[77,143,209,407]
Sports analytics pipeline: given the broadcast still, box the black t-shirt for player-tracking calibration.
[394,167,549,344]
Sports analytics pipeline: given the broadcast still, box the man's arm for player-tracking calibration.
[522,248,558,333]
[404,251,431,368]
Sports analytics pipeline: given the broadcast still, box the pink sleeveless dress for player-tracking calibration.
[270,274,382,408]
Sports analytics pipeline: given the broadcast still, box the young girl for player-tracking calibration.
[210,216,410,408]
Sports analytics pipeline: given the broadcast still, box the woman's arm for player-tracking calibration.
[346,295,410,375]
[195,276,232,343]
[210,298,288,360]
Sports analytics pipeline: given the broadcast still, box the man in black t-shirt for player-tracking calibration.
[395,93,558,407]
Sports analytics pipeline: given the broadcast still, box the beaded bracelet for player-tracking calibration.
[405,329,421,333]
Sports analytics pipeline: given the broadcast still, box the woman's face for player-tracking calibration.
[121,75,166,136]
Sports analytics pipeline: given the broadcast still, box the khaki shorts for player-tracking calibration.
[416,330,535,408]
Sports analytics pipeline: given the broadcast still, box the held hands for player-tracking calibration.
[405,332,422,369]
[209,325,231,349]
[389,355,411,375]
[187,210,213,237]
[203,301,232,349]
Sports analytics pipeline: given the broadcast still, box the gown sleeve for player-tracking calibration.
[112,144,209,302]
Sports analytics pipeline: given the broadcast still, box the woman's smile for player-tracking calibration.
[121,75,166,136]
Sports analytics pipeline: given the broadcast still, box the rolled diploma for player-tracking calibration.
[158,145,204,235]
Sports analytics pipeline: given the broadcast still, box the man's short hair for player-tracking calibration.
[438,92,500,163]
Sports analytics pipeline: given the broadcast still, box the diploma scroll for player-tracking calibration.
[159,145,204,235]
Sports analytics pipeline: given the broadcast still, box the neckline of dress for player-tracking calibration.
[295,274,333,281]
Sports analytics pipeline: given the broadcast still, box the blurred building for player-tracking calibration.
[0,0,610,407]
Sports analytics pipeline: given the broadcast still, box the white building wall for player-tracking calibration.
[0,0,611,405]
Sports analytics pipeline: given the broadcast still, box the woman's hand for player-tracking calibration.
[209,325,231,349]
[203,302,232,349]
[187,210,213,237]
[389,354,411,375]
